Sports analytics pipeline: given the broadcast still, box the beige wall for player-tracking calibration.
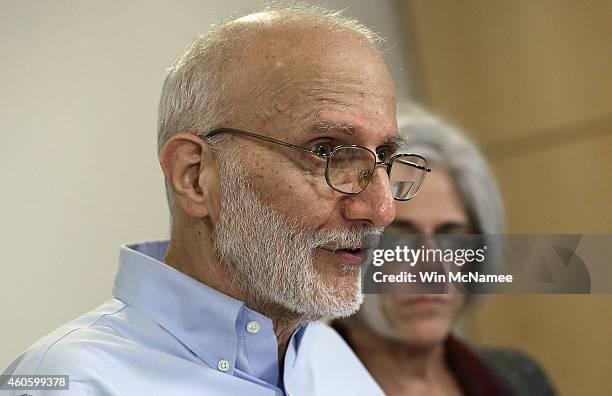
[401,1,612,395]
[0,0,411,369]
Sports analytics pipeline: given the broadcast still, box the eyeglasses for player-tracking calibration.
[200,128,431,201]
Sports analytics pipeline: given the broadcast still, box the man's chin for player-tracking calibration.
[323,291,364,319]
[316,279,364,319]
[317,261,362,296]
[280,282,364,320]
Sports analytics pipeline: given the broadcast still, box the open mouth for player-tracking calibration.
[320,246,367,264]
[321,246,363,253]
[339,247,362,253]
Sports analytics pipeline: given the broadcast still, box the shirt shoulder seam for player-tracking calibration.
[33,302,128,374]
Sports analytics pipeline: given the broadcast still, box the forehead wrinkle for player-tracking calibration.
[247,77,389,127]
[300,75,390,100]
[254,69,389,106]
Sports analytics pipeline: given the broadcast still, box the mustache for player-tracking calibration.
[305,225,383,250]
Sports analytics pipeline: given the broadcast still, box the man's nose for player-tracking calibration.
[341,166,396,228]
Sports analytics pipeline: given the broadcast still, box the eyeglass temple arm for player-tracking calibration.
[202,128,326,158]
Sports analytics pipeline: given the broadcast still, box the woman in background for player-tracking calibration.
[333,104,556,396]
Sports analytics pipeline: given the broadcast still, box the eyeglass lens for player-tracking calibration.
[326,148,427,200]
[326,147,375,194]
[389,154,427,200]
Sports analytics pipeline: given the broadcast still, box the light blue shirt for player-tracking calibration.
[2,241,383,395]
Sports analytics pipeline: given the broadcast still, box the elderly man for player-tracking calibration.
[3,6,429,395]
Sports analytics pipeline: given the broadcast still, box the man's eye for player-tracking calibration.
[376,148,393,162]
[311,142,336,156]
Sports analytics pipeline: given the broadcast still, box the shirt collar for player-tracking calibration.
[111,240,278,378]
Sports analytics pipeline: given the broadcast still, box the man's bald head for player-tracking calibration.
[157,6,392,216]
[222,14,392,129]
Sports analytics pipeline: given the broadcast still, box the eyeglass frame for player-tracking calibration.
[198,127,432,201]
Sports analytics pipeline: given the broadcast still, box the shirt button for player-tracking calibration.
[246,320,260,333]
[217,359,230,372]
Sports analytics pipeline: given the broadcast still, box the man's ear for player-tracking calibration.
[159,133,214,218]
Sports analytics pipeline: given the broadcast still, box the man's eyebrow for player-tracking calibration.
[384,134,410,152]
[309,119,409,150]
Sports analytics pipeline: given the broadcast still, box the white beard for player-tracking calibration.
[211,146,381,320]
